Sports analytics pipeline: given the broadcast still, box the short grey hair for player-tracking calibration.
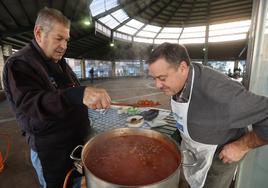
[35,7,70,34]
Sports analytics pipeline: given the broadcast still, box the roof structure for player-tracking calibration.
[0,0,253,60]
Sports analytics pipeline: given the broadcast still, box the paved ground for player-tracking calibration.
[0,100,40,188]
[0,77,191,188]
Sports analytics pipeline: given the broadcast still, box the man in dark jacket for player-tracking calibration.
[3,7,111,188]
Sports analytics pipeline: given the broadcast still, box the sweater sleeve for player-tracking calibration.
[210,73,268,141]
[63,86,85,105]
[5,59,86,121]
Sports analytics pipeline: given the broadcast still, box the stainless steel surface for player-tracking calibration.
[181,150,198,167]
[81,128,181,188]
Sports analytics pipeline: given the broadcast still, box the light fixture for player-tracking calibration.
[110,36,115,47]
[84,20,91,26]
[110,34,115,47]
[82,16,91,26]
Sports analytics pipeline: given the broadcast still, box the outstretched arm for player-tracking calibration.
[83,86,111,109]
[219,131,268,163]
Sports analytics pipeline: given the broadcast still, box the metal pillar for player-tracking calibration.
[111,61,116,77]
[80,59,86,79]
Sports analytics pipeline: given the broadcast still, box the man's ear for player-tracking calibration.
[34,25,42,43]
[179,61,187,69]
[179,61,189,74]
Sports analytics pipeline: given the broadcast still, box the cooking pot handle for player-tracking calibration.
[70,145,83,161]
[181,149,198,167]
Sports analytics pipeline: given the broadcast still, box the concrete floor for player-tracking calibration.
[0,77,189,188]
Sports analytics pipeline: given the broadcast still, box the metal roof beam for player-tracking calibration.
[93,0,138,20]
[112,0,160,31]
[2,41,23,49]
[0,0,21,26]
[148,0,174,23]
[0,21,8,30]
[183,0,197,26]
[0,27,33,39]
[18,0,33,25]
[132,0,162,37]
[163,0,185,26]
[4,37,28,46]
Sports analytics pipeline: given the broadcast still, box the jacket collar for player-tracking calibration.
[31,39,51,62]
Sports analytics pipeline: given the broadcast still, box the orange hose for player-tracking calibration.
[0,152,4,172]
[63,167,75,188]
[0,133,11,173]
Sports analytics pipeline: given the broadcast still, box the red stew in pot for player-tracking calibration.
[84,135,181,186]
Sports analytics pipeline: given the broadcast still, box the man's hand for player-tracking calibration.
[83,87,111,109]
[219,131,268,164]
[219,141,249,164]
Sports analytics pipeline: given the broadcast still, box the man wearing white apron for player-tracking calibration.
[147,43,268,188]
[171,68,217,187]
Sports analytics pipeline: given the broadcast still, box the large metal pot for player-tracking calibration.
[71,128,196,188]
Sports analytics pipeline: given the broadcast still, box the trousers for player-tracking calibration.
[31,149,81,188]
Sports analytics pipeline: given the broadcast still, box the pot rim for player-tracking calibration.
[81,127,182,187]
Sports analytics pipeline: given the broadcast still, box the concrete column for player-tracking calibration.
[111,61,116,77]
[2,45,12,57]
[203,24,209,65]
[234,60,239,70]
[0,45,12,89]
[0,46,4,90]
[140,60,144,76]
[80,59,86,80]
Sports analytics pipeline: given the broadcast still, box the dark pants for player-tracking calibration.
[31,149,82,188]
[180,157,238,188]
[203,157,238,188]
[37,147,81,188]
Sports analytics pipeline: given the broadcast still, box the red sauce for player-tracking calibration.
[84,135,181,186]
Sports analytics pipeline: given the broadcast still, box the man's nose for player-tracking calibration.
[60,40,68,49]
[155,79,163,89]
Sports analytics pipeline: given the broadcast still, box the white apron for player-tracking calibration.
[171,67,218,188]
